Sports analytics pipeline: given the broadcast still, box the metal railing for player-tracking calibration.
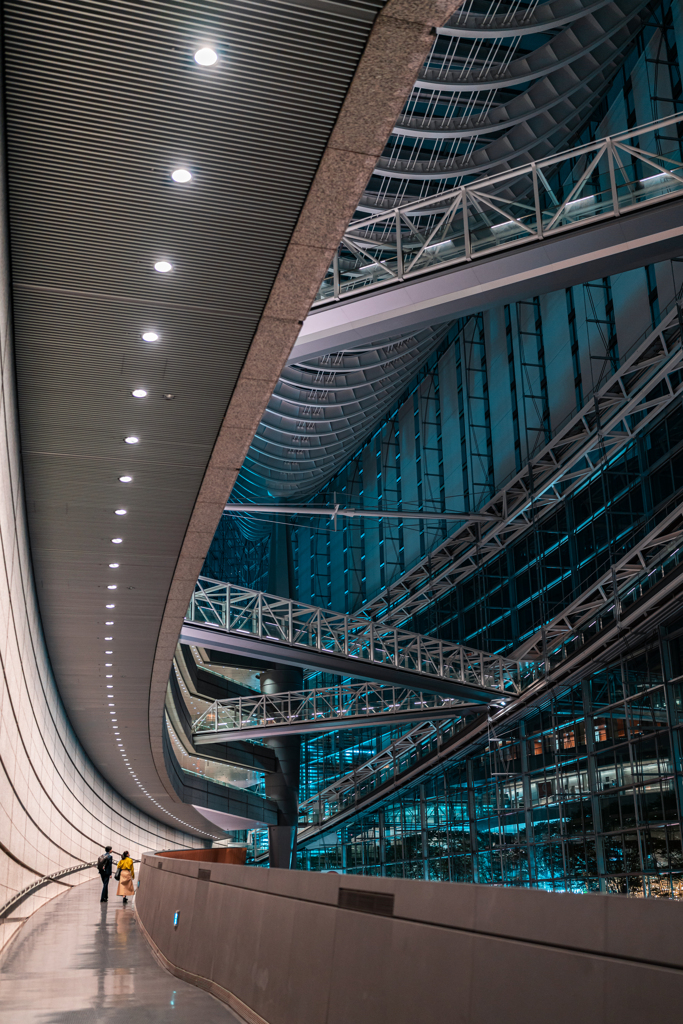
[0,860,99,920]
[192,680,479,740]
[187,578,517,694]
[313,112,683,306]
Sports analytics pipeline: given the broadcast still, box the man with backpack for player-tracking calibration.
[97,846,113,902]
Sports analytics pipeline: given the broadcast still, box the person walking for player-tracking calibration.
[97,845,113,903]
[116,850,135,904]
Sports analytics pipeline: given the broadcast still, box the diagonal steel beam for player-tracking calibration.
[357,296,683,626]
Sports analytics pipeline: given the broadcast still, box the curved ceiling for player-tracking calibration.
[232,0,654,519]
[4,0,398,838]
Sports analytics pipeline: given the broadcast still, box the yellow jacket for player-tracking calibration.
[117,857,134,878]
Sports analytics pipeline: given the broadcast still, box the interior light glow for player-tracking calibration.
[115,509,127,515]
[154,261,172,273]
[132,389,147,398]
[106,603,115,608]
[172,168,192,183]
[106,621,114,625]
[105,637,113,640]
[119,476,132,482]
[194,47,217,65]
[142,332,158,342]
[112,538,123,544]
[109,563,119,568]
[124,436,139,444]
[107,585,117,590]
[106,676,113,679]
[105,663,112,667]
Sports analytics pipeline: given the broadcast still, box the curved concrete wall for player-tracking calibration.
[137,852,683,1024]
[0,134,203,951]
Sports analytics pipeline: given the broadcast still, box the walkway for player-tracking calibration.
[0,878,238,1022]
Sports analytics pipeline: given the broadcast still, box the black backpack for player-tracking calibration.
[97,853,109,873]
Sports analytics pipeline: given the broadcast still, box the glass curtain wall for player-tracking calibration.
[299,631,683,897]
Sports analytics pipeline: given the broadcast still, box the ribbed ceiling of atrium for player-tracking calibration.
[231,0,654,518]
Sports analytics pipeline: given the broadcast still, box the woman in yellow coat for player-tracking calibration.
[116,851,135,903]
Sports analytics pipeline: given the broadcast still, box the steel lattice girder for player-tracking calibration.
[184,578,517,701]
[514,501,683,660]
[192,680,480,742]
[358,295,683,626]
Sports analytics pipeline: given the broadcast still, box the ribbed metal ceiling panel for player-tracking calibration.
[4,0,385,836]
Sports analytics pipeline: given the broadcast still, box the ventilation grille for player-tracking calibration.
[337,888,394,917]
[197,868,211,882]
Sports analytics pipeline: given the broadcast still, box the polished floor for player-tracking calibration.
[0,878,240,1021]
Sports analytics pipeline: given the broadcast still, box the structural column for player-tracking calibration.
[261,665,303,869]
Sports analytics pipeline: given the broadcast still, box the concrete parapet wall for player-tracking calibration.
[136,853,683,1024]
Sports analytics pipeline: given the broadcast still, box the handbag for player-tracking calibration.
[115,866,121,881]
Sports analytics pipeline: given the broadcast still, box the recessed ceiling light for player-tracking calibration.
[154,260,172,273]
[142,332,158,342]
[106,603,115,608]
[132,389,147,398]
[106,684,113,688]
[105,663,112,667]
[106,675,113,679]
[115,509,127,516]
[172,168,192,183]
[164,393,176,400]
[105,637,113,640]
[107,585,117,590]
[112,538,123,544]
[105,651,113,654]
[119,476,132,483]
[124,436,139,445]
[194,47,217,66]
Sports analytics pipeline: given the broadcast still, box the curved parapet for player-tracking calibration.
[136,850,683,1024]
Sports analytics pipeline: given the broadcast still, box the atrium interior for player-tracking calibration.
[2,0,683,1020]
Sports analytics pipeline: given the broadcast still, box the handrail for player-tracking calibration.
[0,859,99,920]
[313,112,683,306]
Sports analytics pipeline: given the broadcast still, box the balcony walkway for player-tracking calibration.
[0,879,237,1022]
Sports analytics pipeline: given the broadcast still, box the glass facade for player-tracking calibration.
[298,629,683,897]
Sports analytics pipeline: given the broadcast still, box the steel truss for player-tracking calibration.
[296,525,683,841]
[315,113,683,306]
[515,499,683,661]
[359,291,683,626]
[192,681,479,743]
[297,720,443,826]
[187,578,516,695]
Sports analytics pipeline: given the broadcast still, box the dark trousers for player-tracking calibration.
[100,874,111,901]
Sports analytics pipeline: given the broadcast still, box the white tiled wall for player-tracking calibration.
[0,120,201,956]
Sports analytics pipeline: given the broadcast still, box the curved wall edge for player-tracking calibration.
[0,92,204,953]
[136,852,683,1024]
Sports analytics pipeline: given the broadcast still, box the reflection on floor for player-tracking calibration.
[0,877,238,1022]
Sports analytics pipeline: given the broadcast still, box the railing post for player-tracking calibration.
[439,641,444,679]
[417,634,422,673]
[333,250,340,299]
[344,614,349,656]
[288,598,293,644]
[394,628,398,667]
[258,591,262,637]
[462,187,471,261]
[226,582,230,631]
[395,208,404,279]
[317,608,321,650]
[532,163,543,239]
[370,620,374,663]
[607,139,620,217]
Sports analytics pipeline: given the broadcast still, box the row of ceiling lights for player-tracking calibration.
[98,43,221,840]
